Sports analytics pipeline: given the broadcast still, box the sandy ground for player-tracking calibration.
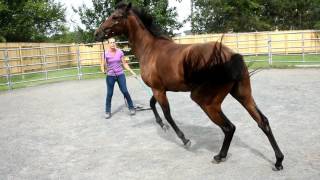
[0,69,319,180]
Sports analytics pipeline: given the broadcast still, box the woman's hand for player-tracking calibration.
[122,56,137,78]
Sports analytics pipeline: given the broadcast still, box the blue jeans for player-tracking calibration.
[105,74,134,113]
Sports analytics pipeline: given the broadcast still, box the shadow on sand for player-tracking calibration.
[132,118,274,165]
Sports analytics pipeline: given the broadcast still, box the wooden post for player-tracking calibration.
[302,32,305,62]
[18,45,24,80]
[236,33,239,53]
[56,45,60,69]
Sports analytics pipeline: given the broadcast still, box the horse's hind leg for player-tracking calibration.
[152,90,191,147]
[150,96,170,131]
[230,77,284,170]
[191,89,236,163]
[214,112,236,162]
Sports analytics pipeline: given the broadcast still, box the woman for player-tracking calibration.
[102,38,137,119]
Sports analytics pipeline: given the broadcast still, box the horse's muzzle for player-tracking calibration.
[94,30,105,42]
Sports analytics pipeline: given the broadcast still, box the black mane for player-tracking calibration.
[116,2,171,40]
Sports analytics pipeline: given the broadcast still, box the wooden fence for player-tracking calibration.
[0,43,107,75]
[174,30,320,55]
[1,30,320,76]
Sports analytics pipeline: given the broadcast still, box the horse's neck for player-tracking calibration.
[126,16,156,61]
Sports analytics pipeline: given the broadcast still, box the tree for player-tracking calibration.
[190,0,320,34]
[191,0,272,33]
[261,0,320,30]
[0,0,66,42]
[73,0,182,43]
[47,27,78,43]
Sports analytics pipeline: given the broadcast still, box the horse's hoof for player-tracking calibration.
[162,124,170,132]
[212,155,226,164]
[183,139,191,148]
[272,164,284,171]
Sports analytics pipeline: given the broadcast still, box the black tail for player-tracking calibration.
[184,53,245,86]
[224,53,245,82]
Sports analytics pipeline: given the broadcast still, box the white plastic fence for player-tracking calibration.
[1,31,320,90]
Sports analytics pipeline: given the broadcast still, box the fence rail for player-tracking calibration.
[1,30,320,90]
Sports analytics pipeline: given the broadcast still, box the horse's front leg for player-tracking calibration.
[150,96,170,131]
[152,89,191,147]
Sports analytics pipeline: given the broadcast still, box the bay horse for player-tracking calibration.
[94,2,284,170]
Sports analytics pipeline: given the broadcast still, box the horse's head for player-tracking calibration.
[94,2,132,41]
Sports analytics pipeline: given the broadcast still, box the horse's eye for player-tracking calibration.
[112,16,119,20]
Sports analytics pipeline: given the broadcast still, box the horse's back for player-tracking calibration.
[182,41,245,86]
[144,40,245,91]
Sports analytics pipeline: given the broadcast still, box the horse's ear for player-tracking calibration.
[115,0,122,5]
[126,2,132,11]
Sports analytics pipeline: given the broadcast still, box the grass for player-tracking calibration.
[244,54,320,68]
[0,66,140,91]
[0,67,100,91]
[1,54,319,91]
